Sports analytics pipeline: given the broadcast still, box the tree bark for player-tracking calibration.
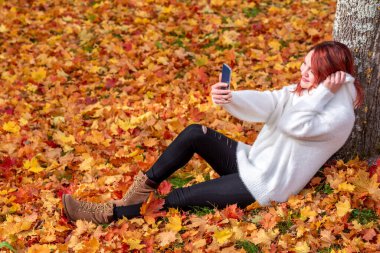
[333,0,380,161]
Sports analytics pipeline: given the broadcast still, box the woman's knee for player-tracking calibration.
[178,124,206,140]
[183,124,202,133]
[164,188,189,209]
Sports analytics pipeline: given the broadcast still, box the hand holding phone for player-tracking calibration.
[221,63,231,90]
[211,64,232,105]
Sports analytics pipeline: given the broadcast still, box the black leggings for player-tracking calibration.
[114,124,255,219]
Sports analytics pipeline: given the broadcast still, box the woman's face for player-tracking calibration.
[300,50,315,89]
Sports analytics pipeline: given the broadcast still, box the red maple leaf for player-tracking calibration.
[157,180,172,195]
[221,204,244,220]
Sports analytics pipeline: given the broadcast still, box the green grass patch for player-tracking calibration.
[349,208,378,225]
[315,182,333,194]
[0,242,16,253]
[168,175,194,188]
[277,219,293,234]
[243,7,260,18]
[188,206,215,216]
[235,240,262,253]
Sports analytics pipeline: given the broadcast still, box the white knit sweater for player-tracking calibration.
[220,74,357,206]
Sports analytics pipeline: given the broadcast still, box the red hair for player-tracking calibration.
[294,41,364,108]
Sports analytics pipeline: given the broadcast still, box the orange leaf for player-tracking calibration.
[260,212,279,230]
[140,192,166,224]
[143,138,159,148]
[221,204,244,220]
[362,228,376,242]
[77,237,100,253]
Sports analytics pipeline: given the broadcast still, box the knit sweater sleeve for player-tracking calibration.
[220,88,285,123]
[278,84,348,141]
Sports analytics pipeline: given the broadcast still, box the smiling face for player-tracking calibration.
[300,50,315,89]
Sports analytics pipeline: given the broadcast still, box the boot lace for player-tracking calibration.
[122,174,146,201]
[80,201,113,213]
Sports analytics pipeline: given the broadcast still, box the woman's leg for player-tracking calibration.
[114,173,255,219]
[145,124,238,184]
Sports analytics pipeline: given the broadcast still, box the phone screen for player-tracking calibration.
[221,64,231,89]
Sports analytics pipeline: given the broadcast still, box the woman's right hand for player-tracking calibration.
[322,71,346,93]
[211,82,232,104]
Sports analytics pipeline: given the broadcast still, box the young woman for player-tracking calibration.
[62,41,363,225]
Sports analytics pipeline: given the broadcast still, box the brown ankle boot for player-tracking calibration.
[62,194,115,225]
[112,170,159,207]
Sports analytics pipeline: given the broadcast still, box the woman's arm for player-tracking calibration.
[211,82,286,123]
[279,72,354,141]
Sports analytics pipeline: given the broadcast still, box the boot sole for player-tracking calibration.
[62,194,75,222]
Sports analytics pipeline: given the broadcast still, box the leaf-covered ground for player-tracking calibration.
[0,0,379,252]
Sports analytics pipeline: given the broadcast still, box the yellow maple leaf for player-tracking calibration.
[53,131,77,152]
[165,213,182,232]
[127,150,140,158]
[23,157,44,173]
[123,238,145,250]
[290,16,303,30]
[27,244,51,253]
[85,130,111,147]
[78,155,95,171]
[19,117,28,126]
[293,241,310,253]
[296,225,306,238]
[1,213,37,238]
[146,91,154,99]
[211,0,224,6]
[9,203,21,213]
[31,68,46,82]
[337,182,355,192]
[1,71,17,83]
[214,228,233,244]
[195,55,209,67]
[157,56,169,65]
[353,169,380,201]
[221,30,240,46]
[286,61,301,71]
[336,199,351,217]
[300,206,317,221]
[78,237,99,253]
[307,28,319,36]
[2,121,20,133]
[269,40,281,51]
[0,24,8,33]
[26,83,38,92]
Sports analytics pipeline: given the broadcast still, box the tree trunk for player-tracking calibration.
[332,0,380,161]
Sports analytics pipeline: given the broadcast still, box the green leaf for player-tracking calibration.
[168,176,194,188]
[0,242,16,253]
[202,37,219,49]
[315,183,333,194]
[112,33,123,40]
[276,219,293,234]
[235,240,262,253]
[155,41,163,49]
[243,7,260,18]
[349,208,378,225]
[87,13,97,22]
[317,244,342,253]
[188,206,215,216]
[279,39,288,49]
[172,38,184,47]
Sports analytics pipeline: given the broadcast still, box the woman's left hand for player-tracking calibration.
[322,71,346,93]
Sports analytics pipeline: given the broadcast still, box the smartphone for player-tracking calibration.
[221,63,231,90]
